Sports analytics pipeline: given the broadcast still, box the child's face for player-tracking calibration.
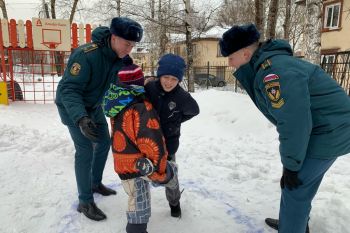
[160,75,179,92]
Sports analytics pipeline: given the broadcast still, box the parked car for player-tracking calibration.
[194,73,226,87]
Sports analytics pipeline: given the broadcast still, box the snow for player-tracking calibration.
[0,89,349,233]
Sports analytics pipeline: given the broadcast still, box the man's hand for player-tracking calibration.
[78,117,98,141]
[280,167,303,190]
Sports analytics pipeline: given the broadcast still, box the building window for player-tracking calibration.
[321,54,336,74]
[324,2,341,29]
[217,44,223,57]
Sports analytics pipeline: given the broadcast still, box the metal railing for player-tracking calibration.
[321,51,350,95]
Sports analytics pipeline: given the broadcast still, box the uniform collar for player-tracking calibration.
[233,62,256,103]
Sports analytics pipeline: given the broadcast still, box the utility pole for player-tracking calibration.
[184,0,194,92]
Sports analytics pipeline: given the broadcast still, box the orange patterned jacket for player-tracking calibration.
[111,98,169,182]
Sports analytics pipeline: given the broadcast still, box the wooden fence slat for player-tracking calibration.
[86,24,91,43]
[26,20,33,49]
[18,20,25,48]
[1,19,10,47]
[9,19,18,48]
[78,23,84,46]
[72,23,78,49]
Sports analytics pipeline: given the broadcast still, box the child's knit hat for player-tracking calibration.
[157,53,186,81]
[118,56,144,86]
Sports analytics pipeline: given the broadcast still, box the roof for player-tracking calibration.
[197,26,228,39]
[169,26,229,44]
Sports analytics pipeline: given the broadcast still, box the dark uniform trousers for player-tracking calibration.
[67,122,110,204]
[165,154,181,206]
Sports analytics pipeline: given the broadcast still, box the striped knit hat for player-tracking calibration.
[118,56,145,86]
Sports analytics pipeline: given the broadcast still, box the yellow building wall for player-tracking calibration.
[321,0,350,51]
[170,39,228,66]
[193,40,228,66]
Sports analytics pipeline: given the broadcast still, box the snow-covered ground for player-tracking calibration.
[0,89,349,233]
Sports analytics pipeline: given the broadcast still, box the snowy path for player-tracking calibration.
[0,90,349,233]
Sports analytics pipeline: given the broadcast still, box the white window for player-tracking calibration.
[321,54,336,74]
[324,3,341,29]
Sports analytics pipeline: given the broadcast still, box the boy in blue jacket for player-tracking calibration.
[145,54,200,217]
[219,24,350,233]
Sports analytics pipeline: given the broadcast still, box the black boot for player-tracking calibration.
[126,223,148,233]
[92,183,117,196]
[170,202,181,217]
[265,218,310,233]
[77,202,107,221]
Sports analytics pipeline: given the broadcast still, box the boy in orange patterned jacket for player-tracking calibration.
[103,58,177,233]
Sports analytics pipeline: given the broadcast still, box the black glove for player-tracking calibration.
[280,167,303,190]
[78,117,98,141]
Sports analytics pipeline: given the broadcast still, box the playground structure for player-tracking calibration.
[0,18,94,104]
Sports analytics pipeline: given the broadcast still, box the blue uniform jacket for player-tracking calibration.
[234,39,350,171]
[55,27,123,126]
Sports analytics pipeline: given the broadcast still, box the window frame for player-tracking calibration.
[322,0,343,32]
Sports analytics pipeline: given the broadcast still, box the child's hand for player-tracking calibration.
[144,76,156,85]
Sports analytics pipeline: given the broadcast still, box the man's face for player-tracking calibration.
[160,75,179,92]
[111,35,135,58]
[227,48,250,69]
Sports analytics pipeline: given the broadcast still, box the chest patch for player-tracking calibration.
[168,101,176,111]
[265,81,284,108]
[263,73,279,83]
[70,63,81,76]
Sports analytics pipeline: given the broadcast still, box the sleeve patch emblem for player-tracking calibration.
[70,63,81,76]
[265,81,285,108]
[263,73,279,83]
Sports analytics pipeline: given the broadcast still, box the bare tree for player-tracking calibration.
[283,0,291,40]
[117,0,121,17]
[0,0,8,19]
[69,0,79,23]
[304,0,322,64]
[266,0,279,38]
[44,1,50,18]
[255,0,265,40]
[150,0,155,18]
[158,0,168,56]
[216,0,255,27]
[51,0,56,19]
[288,4,304,52]
[184,0,194,92]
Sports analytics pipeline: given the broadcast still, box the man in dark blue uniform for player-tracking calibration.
[219,24,350,232]
[55,17,143,221]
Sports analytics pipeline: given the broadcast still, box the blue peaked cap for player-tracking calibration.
[110,17,143,42]
[219,24,260,57]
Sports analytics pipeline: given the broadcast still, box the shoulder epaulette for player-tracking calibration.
[261,59,272,70]
[83,43,99,53]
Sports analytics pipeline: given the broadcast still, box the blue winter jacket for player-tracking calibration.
[234,39,350,171]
